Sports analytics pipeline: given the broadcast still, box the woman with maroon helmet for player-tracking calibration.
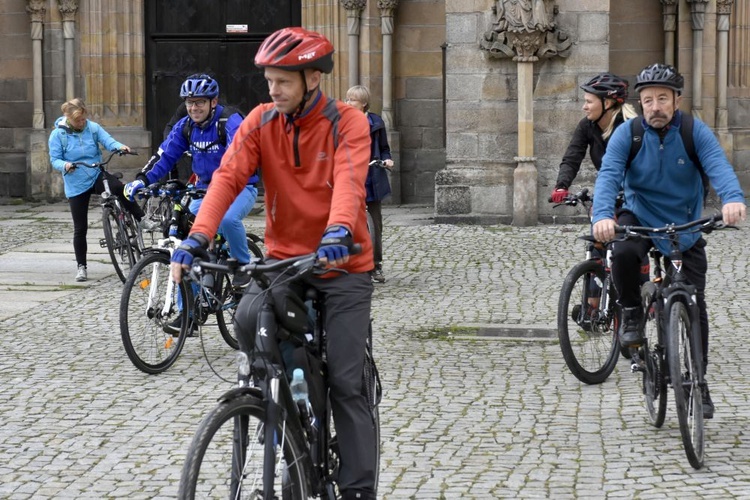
[550,72,638,203]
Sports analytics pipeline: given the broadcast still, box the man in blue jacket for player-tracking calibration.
[125,74,258,332]
[592,63,746,418]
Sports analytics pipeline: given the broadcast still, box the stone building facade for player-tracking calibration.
[3,0,749,226]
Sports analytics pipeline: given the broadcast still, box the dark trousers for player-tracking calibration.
[234,266,378,493]
[67,172,144,267]
[611,211,709,368]
[366,200,383,268]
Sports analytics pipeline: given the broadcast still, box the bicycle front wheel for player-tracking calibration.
[119,251,191,374]
[215,272,240,350]
[557,260,619,384]
[641,282,667,428]
[103,206,137,282]
[178,394,309,500]
[667,300,704,469]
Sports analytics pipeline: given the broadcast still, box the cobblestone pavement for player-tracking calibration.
[1,201,749,499]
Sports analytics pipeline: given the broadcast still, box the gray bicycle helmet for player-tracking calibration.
[580,72,629,104]
[634,63,684,95]
[180,73,220,99]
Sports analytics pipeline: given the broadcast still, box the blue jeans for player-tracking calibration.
[189,184,258,264]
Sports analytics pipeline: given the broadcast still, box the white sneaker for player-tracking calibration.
[75,265,87,282]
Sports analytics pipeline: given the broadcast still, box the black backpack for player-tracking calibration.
[182,106,244,152]
[627,113,710,203]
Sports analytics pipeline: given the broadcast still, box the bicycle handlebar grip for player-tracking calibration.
[351,243,362,255]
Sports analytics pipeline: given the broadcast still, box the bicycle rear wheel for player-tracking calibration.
[667,300,704,469]
[557,260,619,384]
[102,206,138,282]
[178,394,309,500]
[119,251,191,374]
[640,282,667,428]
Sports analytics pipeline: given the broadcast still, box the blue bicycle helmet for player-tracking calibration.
[180,74,220,99]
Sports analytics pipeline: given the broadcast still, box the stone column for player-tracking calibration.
[687,0,709,120]
[378,0,398,129]
[343,0,366,89]
[506,31,545,226]
[660,0,678,66]
[26,0,50,200]
[716,0,734,156]
[58,0,79,100]
[26,0,45,130]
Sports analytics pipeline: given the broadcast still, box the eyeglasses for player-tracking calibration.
[345,98,361,103]
[185,99,209,108]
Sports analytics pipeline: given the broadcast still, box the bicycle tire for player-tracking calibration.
[102,206,137,282]
[247,235,264,260]
[178,393,309,500]
[215,271,240,350]
[119,251,191,374]
[557,260,619,384]
[366,211,378,260]
[667,300,704,469]
[640,282,667,428]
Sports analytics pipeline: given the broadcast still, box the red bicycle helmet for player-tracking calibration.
[580,73,629,104]
[255,27,334,74]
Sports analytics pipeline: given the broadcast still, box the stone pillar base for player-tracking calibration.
[26,130,57,201]
[434,163,514,224]
[512,158,538,226]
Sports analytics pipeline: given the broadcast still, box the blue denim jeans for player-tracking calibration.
[189,183,258,264]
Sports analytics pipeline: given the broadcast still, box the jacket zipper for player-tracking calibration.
[294,126,301,167]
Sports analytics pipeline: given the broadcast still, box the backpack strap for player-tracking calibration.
[678,113,710,202]
[182,106,242,151]
[627,117,644,169]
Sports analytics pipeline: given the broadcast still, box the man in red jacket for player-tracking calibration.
[171,27,378,499]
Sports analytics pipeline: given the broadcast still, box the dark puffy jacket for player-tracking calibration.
[554,113,626,189]
[366,112,392,202]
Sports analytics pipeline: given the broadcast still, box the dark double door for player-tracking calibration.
[145,0,301,148]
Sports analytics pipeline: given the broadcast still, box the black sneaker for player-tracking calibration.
[571,304,593,332]
[163,317,197,337]
[618,306,644,347]
[702,386,714,419]
[232,270,252,289]
[371,268,386,283]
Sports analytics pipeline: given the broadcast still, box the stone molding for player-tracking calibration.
[687,0,709,30]
[58,0,79,22]
[480,0,571,60]
[717,0,734,16]
[25,0,46,23]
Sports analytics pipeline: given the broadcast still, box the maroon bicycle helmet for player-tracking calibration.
[634,63,684,95]
[580,73,629,104]
[255,27,334,74]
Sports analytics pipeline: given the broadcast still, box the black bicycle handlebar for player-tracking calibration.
[191,244,363,283]
[614,213,735,238]
[66,149,138,174]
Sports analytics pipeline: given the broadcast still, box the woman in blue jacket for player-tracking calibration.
[49,98,146,282]
[345,85,393,283]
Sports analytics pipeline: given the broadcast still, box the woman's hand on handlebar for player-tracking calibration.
[593,218,616,243]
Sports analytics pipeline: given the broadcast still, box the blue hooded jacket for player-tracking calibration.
[593,110,745,254]
[139,104,256,188]
[49,117,124,198]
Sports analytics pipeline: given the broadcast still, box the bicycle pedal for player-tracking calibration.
[99,238,108,248]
